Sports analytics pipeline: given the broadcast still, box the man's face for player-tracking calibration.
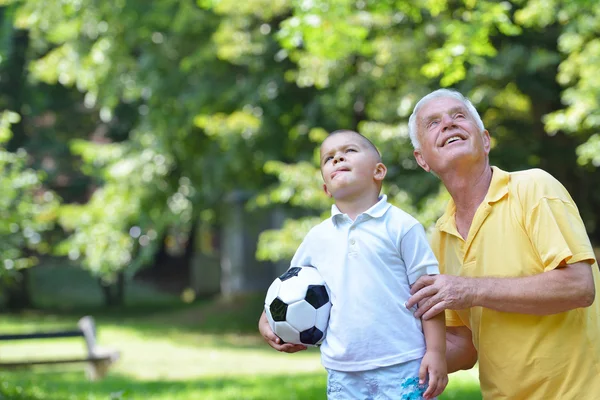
[413,97,490,174]
[320,132,385,200]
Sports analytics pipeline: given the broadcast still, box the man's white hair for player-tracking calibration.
[408,89,485,150]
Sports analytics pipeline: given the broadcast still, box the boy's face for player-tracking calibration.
[319,132,386,200]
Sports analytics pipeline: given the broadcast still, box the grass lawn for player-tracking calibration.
[0,264,482,399]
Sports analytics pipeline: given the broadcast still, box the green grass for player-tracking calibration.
[0,263,482,400]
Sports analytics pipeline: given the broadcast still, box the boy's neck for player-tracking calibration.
[334,192,381,221]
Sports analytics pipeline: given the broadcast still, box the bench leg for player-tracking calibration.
[87,358,112,381]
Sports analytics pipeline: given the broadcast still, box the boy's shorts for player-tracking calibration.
[326,358,433,400]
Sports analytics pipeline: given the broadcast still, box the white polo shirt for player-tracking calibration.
[290,195,439,372]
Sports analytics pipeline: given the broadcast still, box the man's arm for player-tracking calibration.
[407,262,595,320]
[446,326,477,373]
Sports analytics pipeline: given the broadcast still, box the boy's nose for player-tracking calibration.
[333,154,345,163]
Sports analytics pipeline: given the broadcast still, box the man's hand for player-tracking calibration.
[258,311,307,353]
[419,350,448,399]
[407,275,477,320]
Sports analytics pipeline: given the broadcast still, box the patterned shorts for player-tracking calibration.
[326,358,433,400]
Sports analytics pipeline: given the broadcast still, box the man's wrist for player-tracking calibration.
[468,277,482,307]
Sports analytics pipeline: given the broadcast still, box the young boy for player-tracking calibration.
[258,130,447,399]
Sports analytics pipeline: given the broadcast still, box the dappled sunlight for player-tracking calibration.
[98,326,323,380]
[0,370,328,400]
[0,311,480,399]
[0,338,89,362]
[0,275,481,398]
[0,367,480,400]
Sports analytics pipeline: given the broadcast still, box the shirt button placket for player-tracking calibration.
[348,225,357,256]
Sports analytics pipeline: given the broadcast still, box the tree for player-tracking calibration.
[0,111,59,309]
[3,0,598,296]
[9,0,326,300]
[255,0,600,259]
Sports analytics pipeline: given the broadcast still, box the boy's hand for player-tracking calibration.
[419,350,448,399]
[259,311,307,353]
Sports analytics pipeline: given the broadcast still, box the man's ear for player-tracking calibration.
[323,183,333,198]
[482,129,491,155]
[374,162,387,182]
[413,149,430,172]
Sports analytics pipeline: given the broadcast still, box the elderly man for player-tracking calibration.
[405,89,600,399]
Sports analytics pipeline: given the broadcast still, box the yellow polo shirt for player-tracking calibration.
[431,166,600,399]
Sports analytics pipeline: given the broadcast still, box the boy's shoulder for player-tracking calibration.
[302,216,335,241]
[386,203,420,227]
[303,201,421,239]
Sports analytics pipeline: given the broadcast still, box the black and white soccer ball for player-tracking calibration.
[264,265,332,346]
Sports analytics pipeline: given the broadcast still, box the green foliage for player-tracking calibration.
[253,0,600,261]
[55,139,189,281]
[0,111,59,279]
[257,216,323,261]
[8,0,328,278]
[2,0,600,274]
[517,1,600,163]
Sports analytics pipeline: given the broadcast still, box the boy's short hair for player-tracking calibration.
[325,130,382,162]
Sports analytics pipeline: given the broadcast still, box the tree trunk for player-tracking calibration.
[99,272,126,307]
[1,19,33,311]
[116,271,125,305]
[5,269,33,310]
[4,27,29,151]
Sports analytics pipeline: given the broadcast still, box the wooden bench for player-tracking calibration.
[0,316,119,380]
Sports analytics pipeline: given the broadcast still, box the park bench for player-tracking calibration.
[0,316,119,380]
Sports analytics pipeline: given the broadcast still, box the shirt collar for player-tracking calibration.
[331,194,391,225]
[436,166,509,231]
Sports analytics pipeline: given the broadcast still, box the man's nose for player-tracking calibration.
[441,114,455,131]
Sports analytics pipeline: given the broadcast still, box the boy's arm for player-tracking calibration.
[420,312,448,399]
[259,233,312,353]
[259,309,307,353]
[422,311,446,355]
[398,222,447,397]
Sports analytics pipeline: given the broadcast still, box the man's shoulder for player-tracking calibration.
[509,168,567,193]
[508,168,573,205]
[509,168,557,183]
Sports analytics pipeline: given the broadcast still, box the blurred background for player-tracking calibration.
[0,0,599,398]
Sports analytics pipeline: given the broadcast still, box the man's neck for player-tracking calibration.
[440,162,493,218]
[334,192,380,221]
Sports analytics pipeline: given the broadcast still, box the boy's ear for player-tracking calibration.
[374,162,387,182]
[323,183,333,198]
[413,149,430,172]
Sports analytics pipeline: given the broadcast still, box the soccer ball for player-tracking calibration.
[264,266,331,346]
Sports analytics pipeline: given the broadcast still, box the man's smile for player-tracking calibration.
[440,132,467,147]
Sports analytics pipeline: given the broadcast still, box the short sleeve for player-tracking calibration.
[401,223,440,285]
[289,235,313,269]
[527,197,596,272]
[445,310,465,327]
